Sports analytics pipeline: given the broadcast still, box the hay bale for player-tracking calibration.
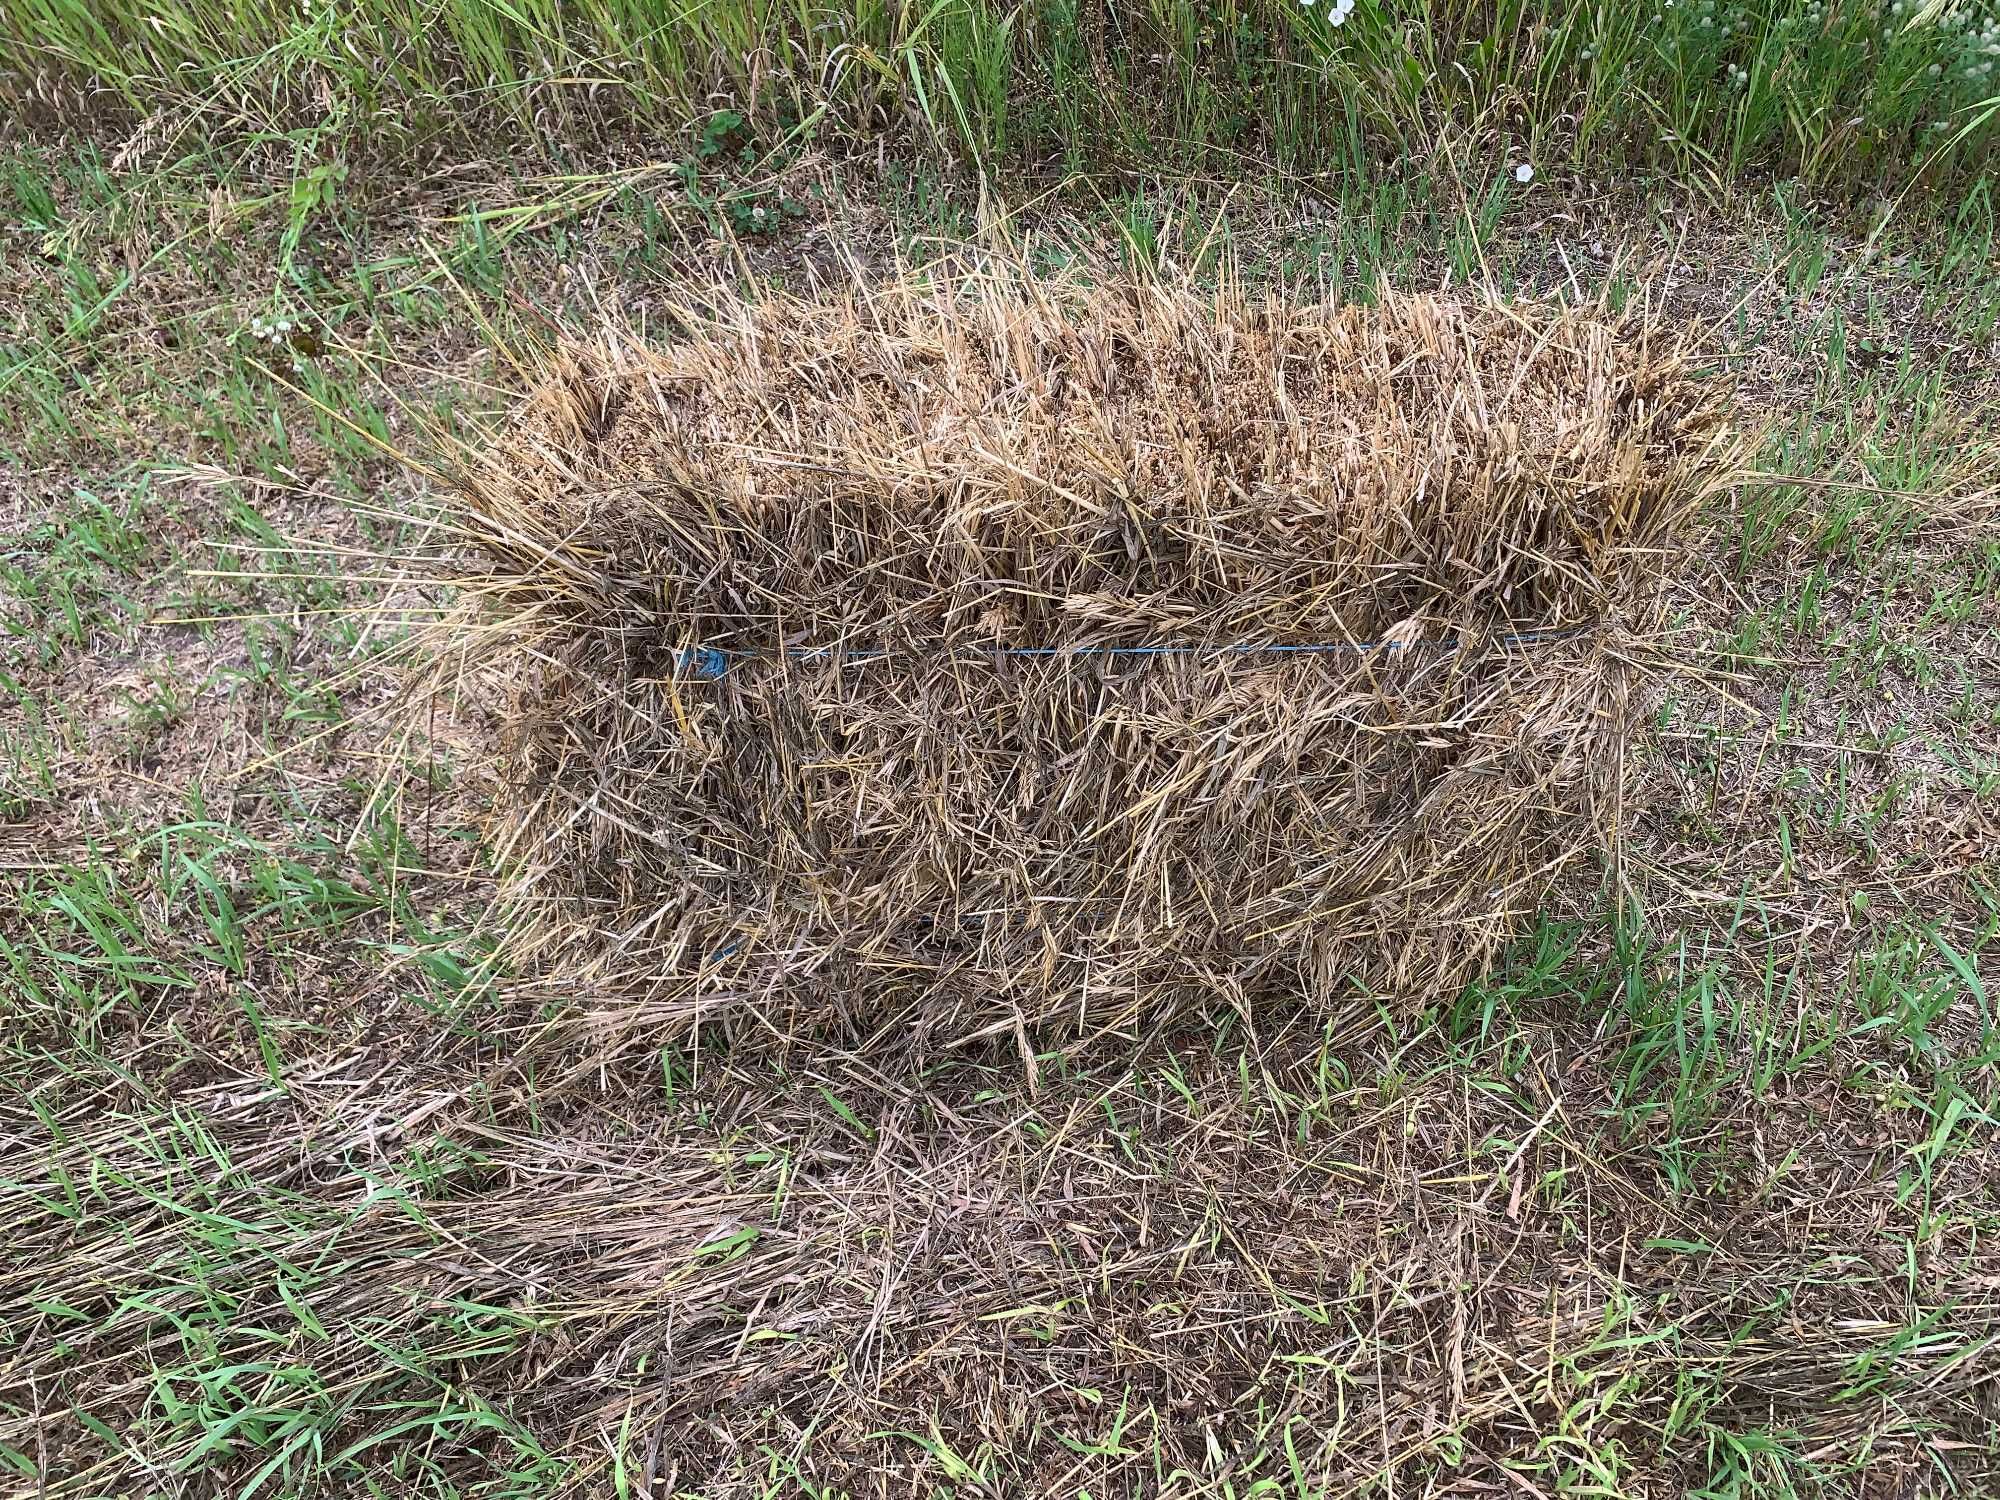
[455,267,1736,1052]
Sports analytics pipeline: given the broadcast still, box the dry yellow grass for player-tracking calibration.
[451,262,1740,1058]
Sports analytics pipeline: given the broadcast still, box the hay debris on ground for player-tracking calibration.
[454,265,1739,1054]
[14,1026,1995,1497]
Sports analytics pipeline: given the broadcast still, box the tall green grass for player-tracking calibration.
[2,0,1995,189]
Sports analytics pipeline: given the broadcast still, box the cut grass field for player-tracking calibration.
[2,10,2000,1496]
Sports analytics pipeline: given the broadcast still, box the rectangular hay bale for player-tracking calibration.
[457,268,1736,1052]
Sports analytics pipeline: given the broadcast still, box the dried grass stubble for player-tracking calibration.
[14,1038,1993,1497]
[460,272,1737,1052]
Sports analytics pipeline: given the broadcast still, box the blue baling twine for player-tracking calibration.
[670,626,1589,681]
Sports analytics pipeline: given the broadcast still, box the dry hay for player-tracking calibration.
[453,263,1739,1053]
[13,1028,1997,1497]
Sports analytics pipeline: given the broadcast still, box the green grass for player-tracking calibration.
[3,0,1997,191]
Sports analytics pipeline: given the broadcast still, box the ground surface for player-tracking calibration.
[1,127,1998,1498]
